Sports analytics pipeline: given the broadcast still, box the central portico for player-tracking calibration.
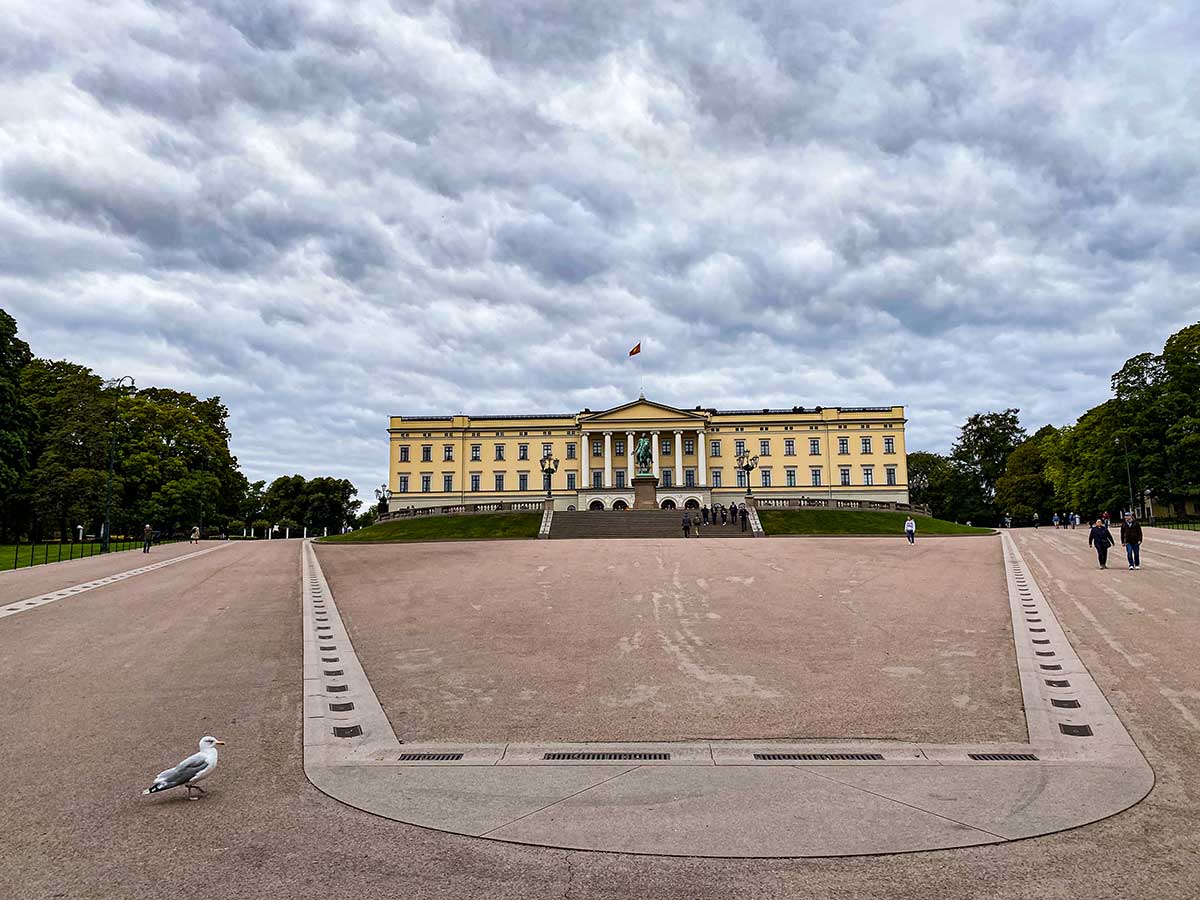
[577,398,711,511]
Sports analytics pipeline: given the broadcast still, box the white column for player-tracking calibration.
[603,432,613,488]
[626,432,635,484]
[698,429,707,485]
[581,432,590,490]
[674,431,683,486]
[651,431,660,478]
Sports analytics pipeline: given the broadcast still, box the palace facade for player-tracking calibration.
[387,398,909,510]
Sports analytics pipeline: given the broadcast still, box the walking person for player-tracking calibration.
[190,525,200,545]
[1102,510,1110,528]
[720,505,728,526]
[1120,513,1143,570]
[681,512,691,539]
[739,504,749,533]
[142,524,153,554]
[702,505,710,526]
[1052,513,1060,529]
[1088,518,1114,569]
[904,515,916,544]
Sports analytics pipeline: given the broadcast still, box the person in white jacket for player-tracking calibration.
[904,516,916,544]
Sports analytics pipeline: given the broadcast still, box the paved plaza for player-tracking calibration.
[1,529,1198,897]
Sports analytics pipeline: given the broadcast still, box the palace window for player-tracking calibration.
[734,439,746,456]
[784,439,795,456]
[786,468,796,487]
[443,445,454,462]
[811,468,822,487]
[736,469,747,488]
[662,470,673,487]
[421,475,431,492]
[838,437,849,455]
[494,445,505,461]
[863,466,874,485]
[661,439,672,455]
[593,471,603,489]
[761,470,771,487]
[470,444,481,462]
[759,439,770,456]
[519,473,529,491]
[542,443,553,458]
[421,445,432,462]
[518,444,529,461]
[592,440,603,457]
[399,446,410,463]
[443,474,453,492]
[566,472,577,490]
[398,475,409,493]
[566,443,577,459]
[840,467,851,486]
[683,439,695,455]
[616,470,626,488]
[809,438,820,455]
[710,440,721,457]
[861,437,872,454]
[886,466,897,486]
[884,437,895,454]
[685,469,695,487]
[494,473,505,491]
[615,439,625,455]
[470,474,480,492]
[712,469,722,487]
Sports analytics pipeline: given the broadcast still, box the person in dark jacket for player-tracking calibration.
[1120,514,1143,569]
[681,512,691,538]
[739,504,749,532]
[1088,519,1114,569]
[702,505,710,526]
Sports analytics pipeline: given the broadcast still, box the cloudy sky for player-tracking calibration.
[3,0,1198,498]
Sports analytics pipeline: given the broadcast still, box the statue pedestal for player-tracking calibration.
[632,475,659,510]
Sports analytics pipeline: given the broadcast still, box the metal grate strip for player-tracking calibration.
[543,752,671,761]
[754,753,885,761]
[968,753,1040,761]
[397,753,465,761]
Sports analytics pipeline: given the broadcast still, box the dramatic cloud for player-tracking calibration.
[3,0,1198,495]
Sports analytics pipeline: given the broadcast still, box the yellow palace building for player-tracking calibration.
[387,398,909,511]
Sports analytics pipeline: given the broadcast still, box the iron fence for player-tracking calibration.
[2,537,185,572]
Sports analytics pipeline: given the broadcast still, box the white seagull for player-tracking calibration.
[142,736,225,800]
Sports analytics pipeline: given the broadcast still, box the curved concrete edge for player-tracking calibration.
[302,538,1155,858]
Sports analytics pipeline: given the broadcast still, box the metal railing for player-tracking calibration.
[1154,521,1200,531]
[381,500,547,521]
[2,537,185,572]
[751,497,931,515]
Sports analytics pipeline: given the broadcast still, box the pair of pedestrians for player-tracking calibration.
[1088,514,1143,569]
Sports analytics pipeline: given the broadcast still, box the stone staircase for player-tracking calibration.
[547,510,756,539]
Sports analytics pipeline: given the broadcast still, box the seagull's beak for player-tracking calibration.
[215,740,226,746]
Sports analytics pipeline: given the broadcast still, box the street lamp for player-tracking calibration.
[539,452,560,498]
[374,483,392,518]
[101,376,135,553]
[1115,436,1136,516]
[735,449,759,496]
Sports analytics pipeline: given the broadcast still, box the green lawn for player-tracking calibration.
[758,508,993,536]
[0,540,148,572]
[319,513,542,544]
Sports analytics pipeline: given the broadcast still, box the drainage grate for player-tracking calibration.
[319,645,336,650]
[327,684,348,692]
[329,702,355,712]
[1045,678,1072,687]
[1051,698,1082,708]
[321,657,339,662]
[323,669,344,676]
[1032,639,1051,644]
[543,752,671,761]
[1029,627,1046,633]
[333,725,362,738]
[1040,664,1063,671]
[1059,723,1093,737]
[968,753,1040,761]
[754,753,885,761]
[398,753,464,761]
[1036,651,1057,657]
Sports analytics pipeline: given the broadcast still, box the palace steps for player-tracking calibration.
[547,510,754,540]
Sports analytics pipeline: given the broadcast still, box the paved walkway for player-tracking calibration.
[303,535,1152,856]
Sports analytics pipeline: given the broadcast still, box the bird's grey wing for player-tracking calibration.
[155,753,209,787]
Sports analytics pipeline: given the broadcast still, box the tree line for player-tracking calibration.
[907,321,1200,525]
[0,309,363,541]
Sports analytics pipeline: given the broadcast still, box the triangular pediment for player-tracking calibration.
[579,398,708,426]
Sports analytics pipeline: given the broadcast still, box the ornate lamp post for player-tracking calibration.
[735,449,759,496]
[1115,436,1136,515]
[374,484,392,519]
[539,452,560,498]
[101,376,135,553]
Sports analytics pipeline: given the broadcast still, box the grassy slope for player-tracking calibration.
[319,513,542,543]
[758,508,993,536]
[0,540,147,572]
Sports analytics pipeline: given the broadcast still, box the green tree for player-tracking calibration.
[0,309,34,538]
[995,426,1057,522]
[951,409,1027,519]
